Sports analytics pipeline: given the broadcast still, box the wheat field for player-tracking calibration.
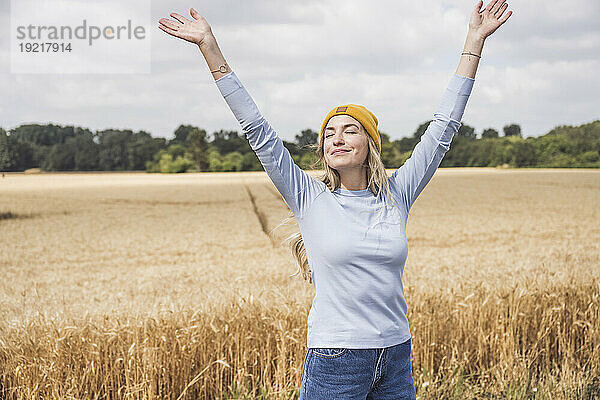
[0,168,598,399]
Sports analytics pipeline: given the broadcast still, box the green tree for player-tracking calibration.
[578,150,599,164]
[97,130,130,170]
[398,150,413,166]
[283,139,301,158]
[146,150,194,173]
[481,128,499,139]
[9,124,83,169]
[208,149,224,171]
[70,133,99,170]
[537,134,572,165]
[548,154,576,167]
[10,123,77,146]
[381,142,398,168]
[511,139,537,167]
[166,144,187,160]
[211,130,251,155]
[0,128,10,171]
[503,124,522,137]
[242,151,262,171]
[473,139,496,166]
[378,132,398,168]
[42,143,75,171]
[170,125,195,146]
[189,128,210,171]
[222,151,244,171]
[456,122,476,140]
[491,137,514,166]
[392,122,427,156]
[299,152,318,170]
[3,134,33,171]
[295,128,318,148]
[127,131,163,171]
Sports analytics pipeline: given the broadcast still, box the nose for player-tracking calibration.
[332,131,345,145]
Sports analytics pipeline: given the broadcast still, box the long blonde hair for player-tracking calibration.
[275,123,403,284]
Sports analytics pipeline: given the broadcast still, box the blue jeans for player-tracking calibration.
[299,338,416,400]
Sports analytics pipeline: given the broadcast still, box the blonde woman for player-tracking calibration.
[159,1,512,398]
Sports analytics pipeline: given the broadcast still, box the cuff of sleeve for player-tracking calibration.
[433,73,475,125]
[449,73,475,96]
[214,71,240,97]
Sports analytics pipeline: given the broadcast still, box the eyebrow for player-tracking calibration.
[325,123,359,131]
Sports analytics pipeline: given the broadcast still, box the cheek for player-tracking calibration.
[353,139,368,156]
[361,143,369,156]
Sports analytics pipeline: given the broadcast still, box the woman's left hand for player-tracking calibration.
[469,0,513,41]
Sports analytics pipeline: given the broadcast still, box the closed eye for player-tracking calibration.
[325,131,357,138]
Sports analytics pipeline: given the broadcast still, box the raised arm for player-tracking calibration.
[158,9,325,219]
[456,0,513,79]
[389,0,512,213]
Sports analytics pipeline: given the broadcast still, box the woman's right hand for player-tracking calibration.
[158,8,213,47]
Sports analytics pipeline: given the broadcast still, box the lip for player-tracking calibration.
[331,149,351,155]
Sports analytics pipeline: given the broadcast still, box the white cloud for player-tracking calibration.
[466,59,600,136]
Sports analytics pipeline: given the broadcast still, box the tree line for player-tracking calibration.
[1,119,598,173]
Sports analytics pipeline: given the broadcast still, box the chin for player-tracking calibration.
[328,161,352,170]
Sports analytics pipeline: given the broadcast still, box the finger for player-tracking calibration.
[485,0,498,12]
[158,24,182,38]
[495,2,508,18]
[159,18,180,31]
[170,12,191,24]
[491,0,505,14]
[499,10,513,24]
[190,7,201,20]
[475,0,483,14]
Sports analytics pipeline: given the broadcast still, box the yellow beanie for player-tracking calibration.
[320,104,381,153]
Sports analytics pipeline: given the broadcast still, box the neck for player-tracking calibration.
[337,165,368,191]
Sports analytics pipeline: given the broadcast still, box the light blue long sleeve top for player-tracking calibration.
[215,70,475,348]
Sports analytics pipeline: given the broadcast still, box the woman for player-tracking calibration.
[159,1,512,398]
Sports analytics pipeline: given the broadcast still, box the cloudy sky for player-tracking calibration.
[1,0,598,141]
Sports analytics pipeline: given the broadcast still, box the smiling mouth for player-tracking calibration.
[331,150,350,155]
